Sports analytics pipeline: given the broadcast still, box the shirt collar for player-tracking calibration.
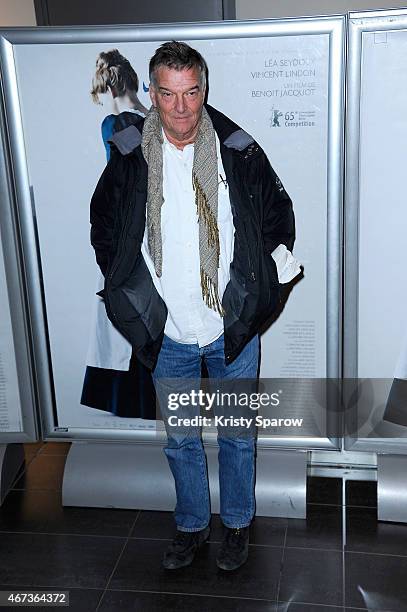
[161,127,194,152]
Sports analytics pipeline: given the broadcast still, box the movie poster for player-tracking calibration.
[11,30,333,435]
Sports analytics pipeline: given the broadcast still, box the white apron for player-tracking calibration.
[85,268,132,371]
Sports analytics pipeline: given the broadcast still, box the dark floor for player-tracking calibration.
[1,443,406,611]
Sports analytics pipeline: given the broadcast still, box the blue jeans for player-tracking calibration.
[152,333,259,532]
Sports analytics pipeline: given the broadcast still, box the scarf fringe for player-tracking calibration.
[201,268,225,317]
[192,171,220,258]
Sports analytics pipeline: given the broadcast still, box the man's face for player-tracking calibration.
[149,65,205,147]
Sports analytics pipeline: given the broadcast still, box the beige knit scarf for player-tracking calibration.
[141,105,224,316]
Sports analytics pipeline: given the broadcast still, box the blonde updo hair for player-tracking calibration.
[91,49,140,104]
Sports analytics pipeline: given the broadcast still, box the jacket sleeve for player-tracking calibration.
[89,150,122,277]
[260,153,295,255]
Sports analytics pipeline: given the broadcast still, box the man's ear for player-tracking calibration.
[149,83,157,108]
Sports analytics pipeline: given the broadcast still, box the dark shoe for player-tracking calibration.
[162,526,210,569]
[216,525,250,571]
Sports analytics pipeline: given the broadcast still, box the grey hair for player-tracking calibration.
[149,41,207,90]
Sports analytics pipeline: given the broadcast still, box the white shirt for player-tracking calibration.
[141,131,234,346]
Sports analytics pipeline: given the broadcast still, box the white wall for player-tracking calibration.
[0,0,36,26]
[236,0,407,19]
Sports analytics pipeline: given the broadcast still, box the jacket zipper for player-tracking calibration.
[242,222,256,282]
[242,147,258,282]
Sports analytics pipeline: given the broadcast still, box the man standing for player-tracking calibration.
[90,41,295,571]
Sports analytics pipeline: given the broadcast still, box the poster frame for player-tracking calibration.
[0,85,38,441]
[344,9,407,453]
[0,15,345,449]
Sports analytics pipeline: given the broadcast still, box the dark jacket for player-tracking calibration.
[90,104,295,370]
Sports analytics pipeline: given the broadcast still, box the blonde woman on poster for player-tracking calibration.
[81,49,156,419]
